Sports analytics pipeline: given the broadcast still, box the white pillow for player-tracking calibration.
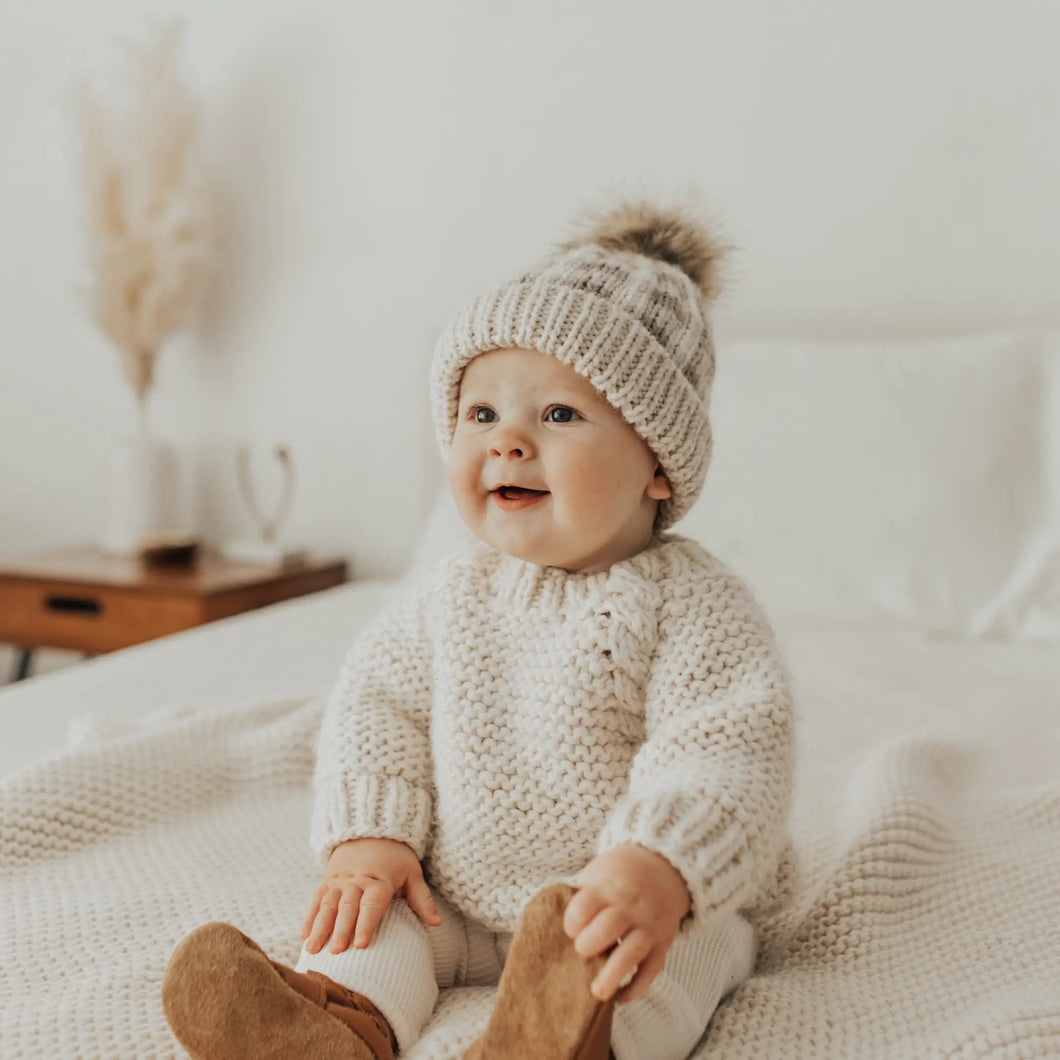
[678,329,1058,638]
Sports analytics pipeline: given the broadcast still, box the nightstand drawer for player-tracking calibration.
[0,578,202,654]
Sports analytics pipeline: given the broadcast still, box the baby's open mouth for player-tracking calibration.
[493,486,549,500]
[490,485,550,511]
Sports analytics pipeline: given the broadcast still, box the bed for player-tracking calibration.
[3,329,1059,1058]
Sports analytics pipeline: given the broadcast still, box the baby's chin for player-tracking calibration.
[467,508,652,572]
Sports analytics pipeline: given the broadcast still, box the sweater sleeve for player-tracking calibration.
[596,556,795,933]
[309,575,436,866]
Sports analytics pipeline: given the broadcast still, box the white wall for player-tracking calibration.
[2,0,1058,594]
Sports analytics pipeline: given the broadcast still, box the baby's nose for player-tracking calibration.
[489,425,531,458]
[490,442,525,458]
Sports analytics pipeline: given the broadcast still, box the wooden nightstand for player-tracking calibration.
[0,546,349,681]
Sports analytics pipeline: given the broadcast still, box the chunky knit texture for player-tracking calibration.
[4,633,1060,1056]
[310,533,795,935]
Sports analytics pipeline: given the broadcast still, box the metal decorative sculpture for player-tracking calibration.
[236,444,296,546]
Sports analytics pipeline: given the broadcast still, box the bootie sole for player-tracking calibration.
[465,882,616,1060]
[162,922,374,1060]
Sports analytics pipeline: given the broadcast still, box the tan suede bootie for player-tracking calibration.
[162,921,397,1060]
[465,883,617,1060]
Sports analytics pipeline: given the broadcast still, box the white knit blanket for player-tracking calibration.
[3,694,1059,1059]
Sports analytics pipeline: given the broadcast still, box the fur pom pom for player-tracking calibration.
[556,197,727,303]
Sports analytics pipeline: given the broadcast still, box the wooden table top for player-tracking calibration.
[0,546,348,597]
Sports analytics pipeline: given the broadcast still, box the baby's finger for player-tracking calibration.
[329,884,364,953]
[306,887,341,954]
[573,907,631,960]
[405,875,442,927]
[590,929,653,1002]
[615,946,667,1005]
[300,882,327,939]
[352,878,394,948]
[563,885,607,940]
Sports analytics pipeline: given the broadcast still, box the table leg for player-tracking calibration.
[11,648,32,682]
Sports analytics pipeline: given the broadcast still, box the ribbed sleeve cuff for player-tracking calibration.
[597,793,751,933]
[311,773,433,864]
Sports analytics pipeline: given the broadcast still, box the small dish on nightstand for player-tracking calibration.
[138,531,202,569]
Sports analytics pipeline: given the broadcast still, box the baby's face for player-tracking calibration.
[447,347,671,572]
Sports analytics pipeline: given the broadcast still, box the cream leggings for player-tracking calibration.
[296,892,756,1060]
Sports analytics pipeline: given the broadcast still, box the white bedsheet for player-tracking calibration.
[2,580,1059,1058]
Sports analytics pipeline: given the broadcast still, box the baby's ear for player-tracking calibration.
[646,466,672,500]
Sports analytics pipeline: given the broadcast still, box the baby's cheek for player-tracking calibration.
[447,445,480,503]
[564,457,618,504]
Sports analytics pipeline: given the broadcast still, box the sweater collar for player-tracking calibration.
[490,534,675,609]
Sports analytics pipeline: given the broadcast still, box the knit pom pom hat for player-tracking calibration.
[429,197,727,529]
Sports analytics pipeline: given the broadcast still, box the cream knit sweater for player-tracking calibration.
[310,533,795,935]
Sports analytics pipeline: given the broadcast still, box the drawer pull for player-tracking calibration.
[45,594,103,616]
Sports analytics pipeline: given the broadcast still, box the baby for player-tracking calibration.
[163,197,796,1060]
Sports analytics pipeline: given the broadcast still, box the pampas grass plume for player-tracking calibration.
[74,17,216,403]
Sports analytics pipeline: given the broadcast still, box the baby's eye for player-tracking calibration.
[545,405,581,423]
[471,406,497,424]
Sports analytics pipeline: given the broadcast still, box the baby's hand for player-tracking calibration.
[301,836,442,954]
[563,843,691,1005]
